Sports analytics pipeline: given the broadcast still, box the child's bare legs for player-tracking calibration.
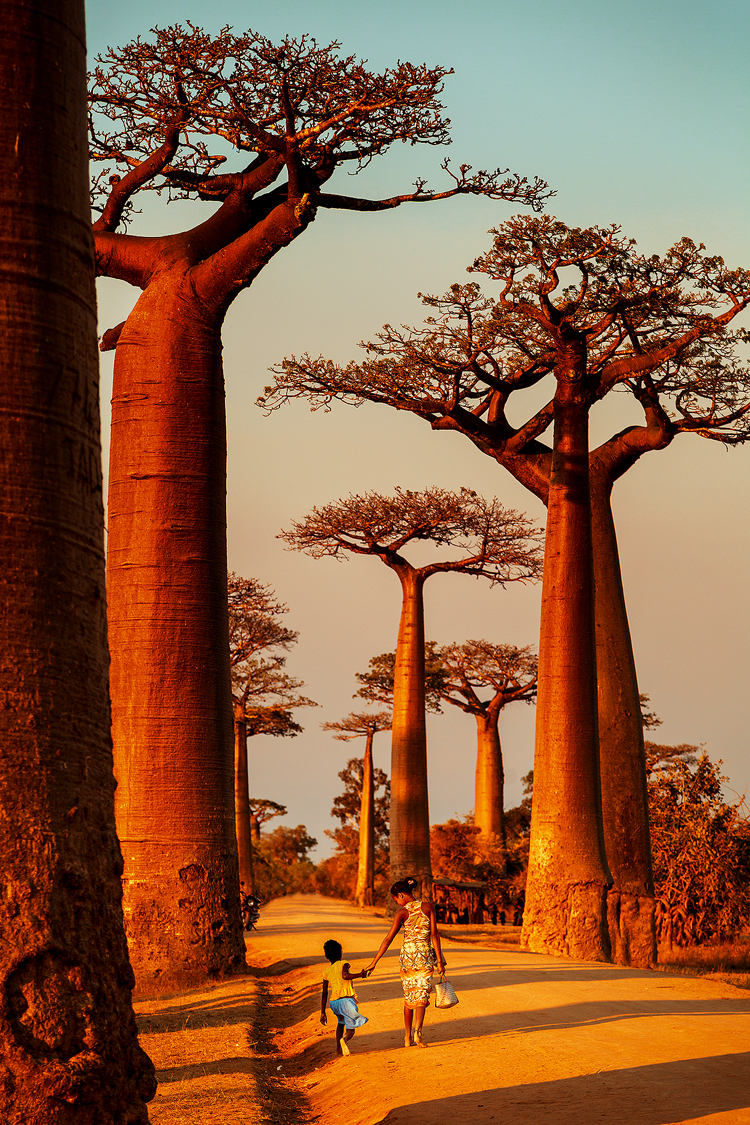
[335,1022,355,1056]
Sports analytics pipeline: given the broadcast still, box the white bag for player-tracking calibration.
[434,973,458,1008]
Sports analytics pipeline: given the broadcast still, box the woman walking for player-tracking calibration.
[365,877,446,1047]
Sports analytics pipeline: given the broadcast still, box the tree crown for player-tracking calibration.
[259,216,750,486]
[279,485,543,583]
[322,710,392,739]
[436,640,537,715]
[90,24,550,231]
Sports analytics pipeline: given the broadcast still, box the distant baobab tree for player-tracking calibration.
[436,641,537,844]
[89,23,551,985]
[281,487,542,896]
[262,215,750,965]
[248,798,288,842]
[228,574,315,894]
[322,712,392,905]
[0,1,155,1118]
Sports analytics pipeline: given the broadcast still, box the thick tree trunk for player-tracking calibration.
[355,733,376,906]
[524,379,612,960]
[590,469,656,967]
[0,2,155,1119]
[388,569,432,900]
[234,712,254,895]
[474,710,506,843]
[108,276,245,990]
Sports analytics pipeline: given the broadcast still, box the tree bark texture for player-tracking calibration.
[234,713,254,895]
[388,570,432,900]
[524,362,612,961]
[590,468,656,967]
[0,1,156,1119]
[474,710,506,842]
[355,733,376,907]
[108,278,245,990]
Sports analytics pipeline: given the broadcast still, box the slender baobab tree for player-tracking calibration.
[436,642,537,843]
[322,712,392,905]
[228,574,310,893]
[89,24,551,983]
[261,215,750,963]
[249,799,288,842]
[0,1,155,1118]
[281,487,542,895]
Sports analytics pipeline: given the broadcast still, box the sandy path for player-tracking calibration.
[246,894,750,1125]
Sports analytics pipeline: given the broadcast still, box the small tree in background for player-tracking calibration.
[254,824,318,902]
[321,720,392,905]
[228,573,316,893]
[281,487,542,898]
[355,644,448,713]
[248,798,288,842]
[437,641,537,843]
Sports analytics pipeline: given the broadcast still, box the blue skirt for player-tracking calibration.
[329,997,368,1030]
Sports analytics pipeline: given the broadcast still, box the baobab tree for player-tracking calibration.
[0,1,154,1119]
[281,487,542,895]
[322,712,392,905]
[248,799,288,842]
[354,644,448,714]
[229,574,315,894]
[90,23,550,983]
[260,215,750,963]
[436,642,537,843]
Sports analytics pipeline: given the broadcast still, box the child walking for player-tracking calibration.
[320,939,369,1057]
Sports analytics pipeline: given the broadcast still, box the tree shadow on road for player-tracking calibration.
[373,1052,750,1124]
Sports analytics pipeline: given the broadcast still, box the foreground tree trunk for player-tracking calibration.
[590,468,656,967]
[389,570,432,899]
[474,709,506,842]
[108,279,245,990]
[524,349,612,961]
[0,1,156,1118]
[355,732,376,906]
[234,712,254,895]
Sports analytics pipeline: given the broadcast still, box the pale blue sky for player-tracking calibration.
[90,1,750,856]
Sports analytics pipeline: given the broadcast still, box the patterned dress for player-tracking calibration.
[399,900,437,1009]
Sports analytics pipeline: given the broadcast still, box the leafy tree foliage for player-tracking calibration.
[254,824,318,901]
[327,754,391,854]
[354,644,448,713]
[648,753,750,946]
[248,798,287,840]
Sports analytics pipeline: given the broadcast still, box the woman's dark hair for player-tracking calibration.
[390,877,419,898]
[323,939,342,962]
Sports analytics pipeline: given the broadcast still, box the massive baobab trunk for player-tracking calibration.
[234,712,254,895]
[389,569,432,898]
[590,468,656,967]
[0,1,155,1118]
[474,709,506,842]
[108,278,245,989]
[355,732,376,906]
[524,353,612,961]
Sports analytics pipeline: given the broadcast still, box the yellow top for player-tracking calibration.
[323,960,357,1002]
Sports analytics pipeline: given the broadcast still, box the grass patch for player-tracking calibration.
[656,939,750,990]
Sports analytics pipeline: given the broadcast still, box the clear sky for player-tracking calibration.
[90,0,750,857]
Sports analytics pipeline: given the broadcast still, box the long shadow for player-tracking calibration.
[281,990,750,1071]
[374,1053,750,1124]
[156,1055,255,1084]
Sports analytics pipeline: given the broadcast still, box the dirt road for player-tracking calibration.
[246,894,750,1125]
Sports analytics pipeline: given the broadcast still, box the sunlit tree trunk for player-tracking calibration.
[389,568,432,899]
[474,709,506,843]
[108,277,245,989]
[590,467,656,967]
[0,1,156,1118]
[524,345,612,961]
[355,732,376,906]
[234,709,254,895]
